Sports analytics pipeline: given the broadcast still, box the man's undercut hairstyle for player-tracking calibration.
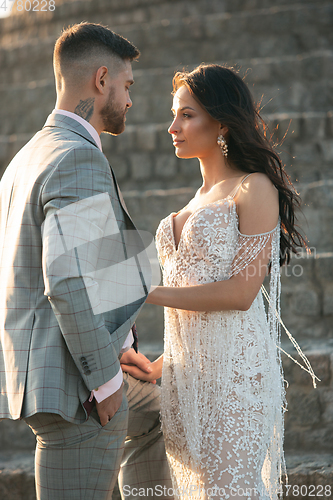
[54,22,140,87]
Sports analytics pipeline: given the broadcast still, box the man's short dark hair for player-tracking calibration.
[54,22,140,69]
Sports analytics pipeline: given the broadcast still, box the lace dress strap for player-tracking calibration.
[229,173,253,199]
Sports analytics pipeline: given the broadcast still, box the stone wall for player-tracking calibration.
[0,1,332,498]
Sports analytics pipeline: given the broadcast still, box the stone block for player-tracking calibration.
[320,388,333,424]
[100,133,118,157]
[148,3,190,23]
[108,154,129,182]
[0,82,55,136]
[123,186,195,234]
[116,6,333,69]
[300,114,326,140]
[179,157,200,178]
[286,163,321,184]
[302,425,333,453]
[290,288,321,317]
[284,428,302,451]
[292,142,320,165]
[327,111,333,138]
[0,419,35,451]
[297,208,333,253]
[280,254,314,287]
[135,124,157,151]
[154,153,177,178]
[129,153,152,180]
[276,116,301,142]
[304,356,331,387]
[0,136,9,165]
[300,181,333,210]
[246,60,271,84]
[280,286,294,318]
[285,386,321,427]
[270,57,300,84]
[154,122,172,149]
[320,140,333,162]
[315,256,333,284]
[323,284,333,316]
[286,455,333,495]
[278,148,293,172]
[283,349,332,387]
[129,8,147,24]
[135,302,164,350]
[1,38,54,84]
[0,452,36,500]
[114,126,136,152]
[300,318,333,341]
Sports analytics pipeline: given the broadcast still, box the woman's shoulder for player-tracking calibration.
[241,172,278,196]
[237,172,278,207]
[236,172,279,234]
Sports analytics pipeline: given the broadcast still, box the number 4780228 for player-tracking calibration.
[0,0,56,12]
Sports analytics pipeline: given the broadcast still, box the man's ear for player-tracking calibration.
[95,66,108,94]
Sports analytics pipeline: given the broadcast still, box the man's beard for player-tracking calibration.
[101,87,127,135]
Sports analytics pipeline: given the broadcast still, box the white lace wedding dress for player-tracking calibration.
[155,177,286,500]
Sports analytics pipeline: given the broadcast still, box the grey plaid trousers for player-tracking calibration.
[24,373,173,500]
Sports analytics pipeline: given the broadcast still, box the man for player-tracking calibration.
[0,22,171,500]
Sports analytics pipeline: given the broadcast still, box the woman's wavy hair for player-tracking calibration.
[172,63,307,267]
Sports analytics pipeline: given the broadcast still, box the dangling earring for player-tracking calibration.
[217,134,228,157]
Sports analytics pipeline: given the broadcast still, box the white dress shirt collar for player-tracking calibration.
[52,108,102,152]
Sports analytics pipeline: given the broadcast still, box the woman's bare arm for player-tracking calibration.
[147,173,279,312]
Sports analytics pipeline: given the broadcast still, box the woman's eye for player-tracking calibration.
[183,113,191,118]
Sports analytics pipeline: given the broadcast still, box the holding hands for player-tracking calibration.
[120,348,163,384]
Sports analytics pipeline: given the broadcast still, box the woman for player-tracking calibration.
[124,64,307,499]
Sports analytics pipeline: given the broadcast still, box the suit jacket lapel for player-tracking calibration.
[43,113,100,150]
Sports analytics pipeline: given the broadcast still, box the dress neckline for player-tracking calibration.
[168,197,279,253]
[170,196,234,252]
[170,174,253,251]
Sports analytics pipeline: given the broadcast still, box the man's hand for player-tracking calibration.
[121,350,163,383]
[120,348,154,380]
[96,383,123,426]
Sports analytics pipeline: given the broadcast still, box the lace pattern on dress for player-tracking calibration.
[156,198,286,500]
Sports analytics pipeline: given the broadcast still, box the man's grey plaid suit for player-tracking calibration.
[0,113,171,499]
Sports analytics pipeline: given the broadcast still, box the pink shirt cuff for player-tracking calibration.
[89,330,133,403]
[91,367,123,403]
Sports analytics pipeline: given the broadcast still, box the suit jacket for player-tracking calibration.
[0,113,148,423]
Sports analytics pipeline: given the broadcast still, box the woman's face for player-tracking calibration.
[168,85,222,159]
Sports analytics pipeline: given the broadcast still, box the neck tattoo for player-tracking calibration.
[74,98,95,122]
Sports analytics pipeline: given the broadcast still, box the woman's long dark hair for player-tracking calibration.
[173,64,307,267]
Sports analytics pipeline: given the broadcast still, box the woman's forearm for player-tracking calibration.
[147,278,253,312]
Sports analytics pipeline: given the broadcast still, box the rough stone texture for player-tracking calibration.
[0,452,35,500]
[0,419,35,451]
[284,454,333,500]
[0,451,332,500]
[0,0,332,497]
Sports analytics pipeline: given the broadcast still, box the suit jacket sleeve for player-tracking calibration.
[40,144,133,391]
